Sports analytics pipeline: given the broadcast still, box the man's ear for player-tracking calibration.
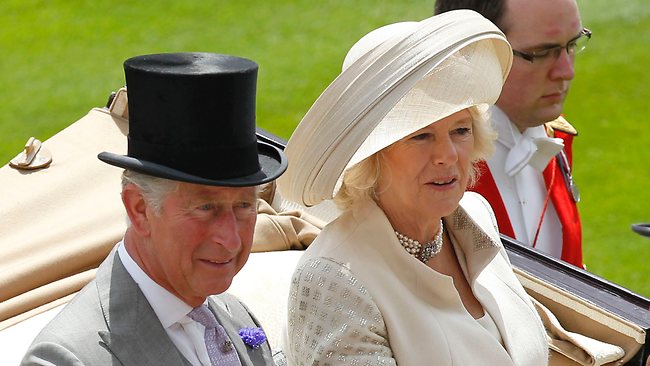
[122,184,152,236]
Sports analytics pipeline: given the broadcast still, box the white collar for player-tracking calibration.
[489,106,564,176]
[118,241,193,328]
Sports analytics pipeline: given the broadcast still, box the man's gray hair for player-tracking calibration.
[121,170,179,215]
[121,170,265,216]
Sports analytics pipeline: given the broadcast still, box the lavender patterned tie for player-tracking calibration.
[188,304,242,366]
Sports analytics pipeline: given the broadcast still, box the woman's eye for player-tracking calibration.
[410,133,432,141]
[454,127,472,136]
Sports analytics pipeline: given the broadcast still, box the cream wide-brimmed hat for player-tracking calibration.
[277,10,512,207]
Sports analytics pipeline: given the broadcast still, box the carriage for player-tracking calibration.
[1,89,648,365]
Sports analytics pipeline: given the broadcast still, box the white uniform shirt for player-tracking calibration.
[487,106,563,258]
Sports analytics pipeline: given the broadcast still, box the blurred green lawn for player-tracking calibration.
[1,0,648,296]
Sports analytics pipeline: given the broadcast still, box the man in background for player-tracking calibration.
[435,0,590,267]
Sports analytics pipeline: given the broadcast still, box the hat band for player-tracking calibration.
[127,136,261,180]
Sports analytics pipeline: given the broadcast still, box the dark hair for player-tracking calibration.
[434,0,507,31]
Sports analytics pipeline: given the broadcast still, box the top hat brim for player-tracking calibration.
[98,140,287,187]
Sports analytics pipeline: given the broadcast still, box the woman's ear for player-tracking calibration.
[122,184,152,237]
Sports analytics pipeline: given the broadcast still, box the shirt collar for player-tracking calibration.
[118,241,193,328]
[489,105,550,148]
[489,106,564,175]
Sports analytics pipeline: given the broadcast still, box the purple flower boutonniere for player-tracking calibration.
[239,327,267,349]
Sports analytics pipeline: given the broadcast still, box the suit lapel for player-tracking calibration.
[95,250,191,365]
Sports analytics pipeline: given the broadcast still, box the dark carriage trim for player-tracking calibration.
[502,234,650,365]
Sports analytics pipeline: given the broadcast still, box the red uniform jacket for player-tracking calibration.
[470,118,583,267]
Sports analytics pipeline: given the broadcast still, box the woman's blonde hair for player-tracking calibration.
[333,106,496,211]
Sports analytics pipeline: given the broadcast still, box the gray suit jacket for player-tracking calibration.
[21,249,275,365]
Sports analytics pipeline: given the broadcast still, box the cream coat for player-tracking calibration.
[285,192,548,365]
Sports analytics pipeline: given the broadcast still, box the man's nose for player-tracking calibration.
[549,48,576,81]
[210,210,242,251]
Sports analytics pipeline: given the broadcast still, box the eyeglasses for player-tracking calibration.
[512,28,592,64]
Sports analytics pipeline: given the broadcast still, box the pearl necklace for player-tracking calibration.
[395,220,444,263]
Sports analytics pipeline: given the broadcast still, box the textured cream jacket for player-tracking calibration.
[285,192,549,365]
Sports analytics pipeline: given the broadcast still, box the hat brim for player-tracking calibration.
[98,140,287,187]
[277,10,512,207]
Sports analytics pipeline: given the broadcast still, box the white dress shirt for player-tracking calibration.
[487,106,563,258]
[118,242,213,366]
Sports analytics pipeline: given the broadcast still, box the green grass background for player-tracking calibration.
[1,1,648,297]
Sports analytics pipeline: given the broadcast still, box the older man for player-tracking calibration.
[22,52,287,365]
[435,0,589,267]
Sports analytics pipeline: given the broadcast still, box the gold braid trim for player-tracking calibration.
[545,116,578,136]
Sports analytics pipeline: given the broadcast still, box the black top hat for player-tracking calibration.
[98,52,287,186]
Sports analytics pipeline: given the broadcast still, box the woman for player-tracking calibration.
[277,10,549,366]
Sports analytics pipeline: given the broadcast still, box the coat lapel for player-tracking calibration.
[454,193,548,365]
[473,268,548,366]
[95,251,191,365]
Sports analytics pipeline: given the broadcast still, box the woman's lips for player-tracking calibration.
[427,177,458,189]
[430,177,456,185]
